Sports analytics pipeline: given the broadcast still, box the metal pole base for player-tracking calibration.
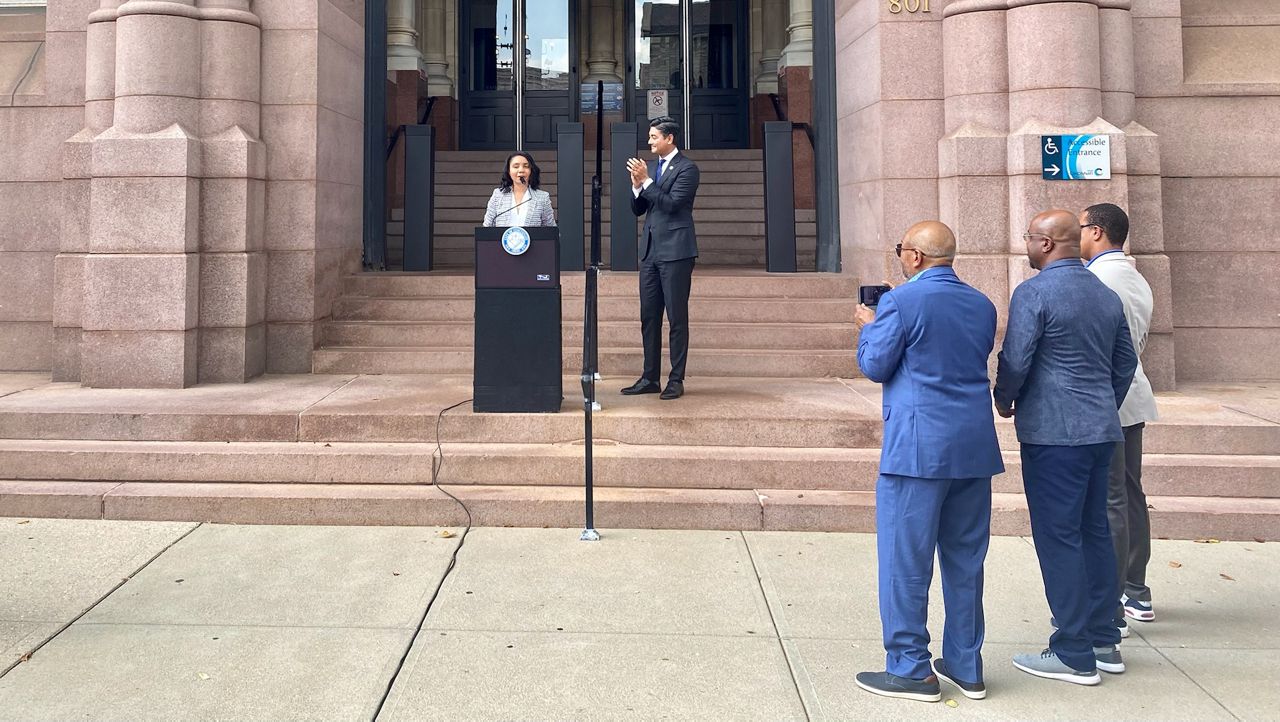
[579,528,601,542]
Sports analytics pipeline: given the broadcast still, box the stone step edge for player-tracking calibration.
[2,481,1274,540]
[0,441,1276,498]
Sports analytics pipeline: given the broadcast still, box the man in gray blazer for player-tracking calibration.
[622,117,700,400]
[1080,203,1159,629]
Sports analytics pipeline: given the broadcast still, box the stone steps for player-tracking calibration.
[312,347,857,377]
[2,371,1277,540]
[321,320,857,349]
[4,480,1276,540]
[330,296,859,324]
[340,270,847,298]
[1,440,1276,499]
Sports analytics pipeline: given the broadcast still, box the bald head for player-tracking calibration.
[1024,209,1082,270]
[1030,210,1082,247]
[903,221,957,261]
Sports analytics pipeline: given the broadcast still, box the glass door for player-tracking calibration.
[630,0,747,149]
[460,0,575,150]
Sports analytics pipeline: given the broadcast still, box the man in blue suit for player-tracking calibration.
[853,221,1005,703]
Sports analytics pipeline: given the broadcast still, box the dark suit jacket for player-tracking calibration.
[630,152,700,262]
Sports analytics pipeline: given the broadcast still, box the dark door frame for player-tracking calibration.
[623,0,751,149]
[457,0,580,150]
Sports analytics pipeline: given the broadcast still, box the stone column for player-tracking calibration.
[754,0,786,94]
[55,0,123,381]
[778,0,812,70]
[388,0,424,72]
[196,0,267,382]
[584,0,622,82]
[82,0,203,387]
[1006,0,1101,130]
[1098,0,1135,127]
[938,1,1012,324]
[423,0,453,94]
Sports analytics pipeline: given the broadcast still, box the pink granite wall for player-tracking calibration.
[0,7,86,371]
[835,0,944,291]
[257,0,364,374]
[1134,0,1280,381]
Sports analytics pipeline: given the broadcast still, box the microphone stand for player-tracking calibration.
[580,80,605,543]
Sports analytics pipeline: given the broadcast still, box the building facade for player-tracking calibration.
[0,0,1276,387]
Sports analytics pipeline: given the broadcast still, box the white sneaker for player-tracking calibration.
[1122,594,1155,622]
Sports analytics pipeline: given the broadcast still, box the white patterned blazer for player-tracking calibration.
[482,187,556,227]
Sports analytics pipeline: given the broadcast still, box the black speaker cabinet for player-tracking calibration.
[473,226,563,413]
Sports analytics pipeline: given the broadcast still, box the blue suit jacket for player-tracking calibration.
[857,267,1005,479]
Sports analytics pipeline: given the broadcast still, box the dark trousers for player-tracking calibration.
[1021,442,1120,672]
[876,474,992,682]
[1109,423,1152,615]
[639,257,694,383]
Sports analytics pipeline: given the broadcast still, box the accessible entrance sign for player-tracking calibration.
[1041,134,1111,180]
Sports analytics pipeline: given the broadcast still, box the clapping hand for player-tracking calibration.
[626,158,648,188]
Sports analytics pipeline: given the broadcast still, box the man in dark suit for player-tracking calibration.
[621,116,700,400]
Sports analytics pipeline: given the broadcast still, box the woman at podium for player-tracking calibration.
[482,152,557,228]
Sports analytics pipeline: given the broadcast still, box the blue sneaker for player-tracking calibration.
[1122,594,1155,622]
[855,671,942,702]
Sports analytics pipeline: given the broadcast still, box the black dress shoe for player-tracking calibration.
[659,381,684,400]
[621,379,660,395]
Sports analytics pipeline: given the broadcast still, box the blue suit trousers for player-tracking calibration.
[876,473,992,682]
[1021,442,1121,672]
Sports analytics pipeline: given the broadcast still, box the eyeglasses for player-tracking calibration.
[895,244,928,257]
[1022,233,1052,243]
[1080,223,1101,231]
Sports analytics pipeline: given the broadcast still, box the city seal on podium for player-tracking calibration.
[501,226,531,256]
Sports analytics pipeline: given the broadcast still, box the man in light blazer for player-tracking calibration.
[853,221,1005,704]
[1080,203,1159,630]
[622,116,700,401]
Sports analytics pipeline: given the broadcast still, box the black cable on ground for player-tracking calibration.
[372,398,473,720]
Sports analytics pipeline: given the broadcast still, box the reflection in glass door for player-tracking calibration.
[460,0,575,150]
[631,0,747,149]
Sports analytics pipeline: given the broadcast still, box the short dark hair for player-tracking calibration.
[649,116,681,143]
[497,152,541,193]
[1084,203,1129,247]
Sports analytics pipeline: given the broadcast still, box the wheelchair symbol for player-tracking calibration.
[1043,138,1059,154]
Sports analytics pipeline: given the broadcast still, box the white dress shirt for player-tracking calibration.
[510,190,531,226]
[633,148,680,197]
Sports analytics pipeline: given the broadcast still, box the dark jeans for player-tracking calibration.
[1110,423,1152,616]
[1022,442,1120,672]
[638,257,694,383]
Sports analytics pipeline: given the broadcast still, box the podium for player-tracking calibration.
[473,226,563,413]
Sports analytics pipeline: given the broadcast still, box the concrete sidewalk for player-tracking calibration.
[0,518,1275,721]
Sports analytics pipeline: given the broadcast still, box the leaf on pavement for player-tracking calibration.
[437,530,456,538]
[198,673,211,680]
[1220,573,1235,581]
[1169,561,1182,568]
[1193,539,1220,544]
[945,699,959,708]
[17,520,30,525]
